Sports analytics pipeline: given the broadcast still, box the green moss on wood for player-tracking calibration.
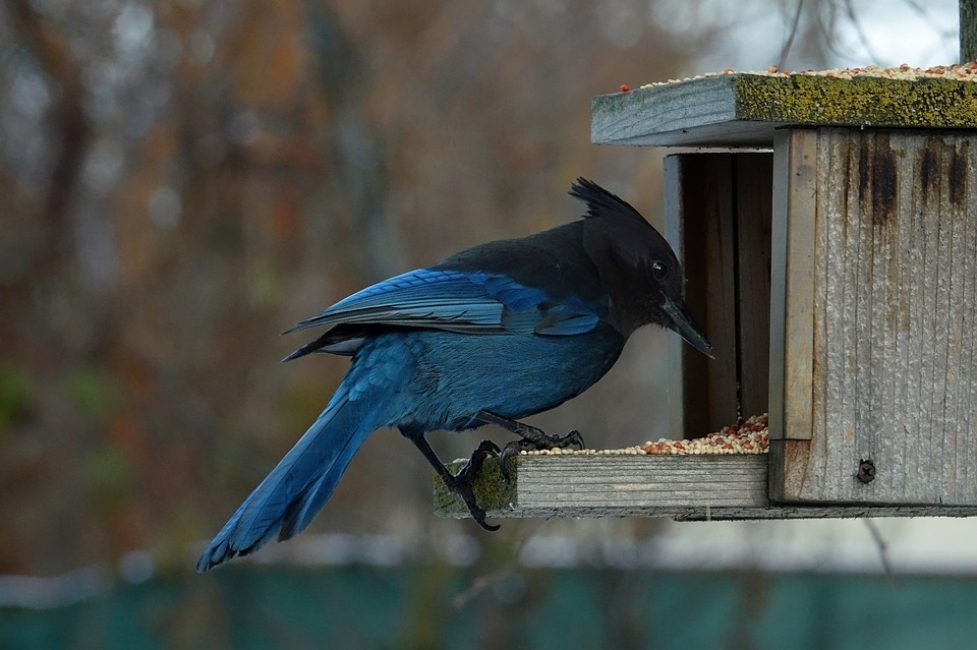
[432,457,517,518]
[592,73,977,147]
[732,74,977,128]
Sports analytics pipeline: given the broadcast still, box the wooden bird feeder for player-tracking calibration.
[436,67,977,522]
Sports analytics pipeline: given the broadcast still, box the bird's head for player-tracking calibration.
[571,178,714,358]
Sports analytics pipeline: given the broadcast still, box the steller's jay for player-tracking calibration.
[196,178,712,572]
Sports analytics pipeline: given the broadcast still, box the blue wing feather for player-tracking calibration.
[287,269,505,334]
[286,267,604,338]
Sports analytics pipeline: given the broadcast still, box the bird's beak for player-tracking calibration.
[661,294,714,359]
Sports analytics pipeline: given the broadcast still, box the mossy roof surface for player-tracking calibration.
[592,68,977,146]
[732,72,977,126]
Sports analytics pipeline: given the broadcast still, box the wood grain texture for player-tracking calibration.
[663,156,687,439]
[435,454,767,517]
[593,76,745,146]
[666,155,739,438]
[433,455,977,520]
[735,155,773,418]
[781,129,977,504]
[664,154,773,437]
[592,74,977,147]
[769,130,818,458]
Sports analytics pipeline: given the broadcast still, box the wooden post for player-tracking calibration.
[767,129,818,500]
[963,0,977,62]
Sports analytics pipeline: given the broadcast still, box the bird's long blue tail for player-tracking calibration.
[196,379,384,572]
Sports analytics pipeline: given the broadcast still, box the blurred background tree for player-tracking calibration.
[0,0,961,580]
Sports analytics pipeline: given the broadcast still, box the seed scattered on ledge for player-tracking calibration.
[633,62,977,91]
[519,413,769,456]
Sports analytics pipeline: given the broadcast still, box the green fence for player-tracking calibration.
[3,566,977,649]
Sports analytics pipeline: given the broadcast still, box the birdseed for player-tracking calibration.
[519,413,769,456]
[634,62,977,90]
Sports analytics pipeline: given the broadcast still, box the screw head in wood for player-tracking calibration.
[857,459,876,484]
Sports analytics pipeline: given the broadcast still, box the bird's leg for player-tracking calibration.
[469,410,585,482]
[406,433,501,532]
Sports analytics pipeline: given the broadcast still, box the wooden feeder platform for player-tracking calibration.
[434,455,977,520]
[436,66,977,522]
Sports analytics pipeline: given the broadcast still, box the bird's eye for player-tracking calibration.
[651,260,668,280]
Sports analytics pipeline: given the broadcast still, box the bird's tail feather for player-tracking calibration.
[196,381,384,572]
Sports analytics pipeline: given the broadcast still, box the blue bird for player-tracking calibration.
[196,179,712,572]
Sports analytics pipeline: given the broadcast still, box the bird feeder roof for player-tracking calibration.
[592,63,977,147]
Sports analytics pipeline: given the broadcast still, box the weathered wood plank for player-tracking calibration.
[769,130,818,442]
[663,156,686,439]
[664,153,773,437]
[433,455,977,520]
[593,76,744,146]
[664,155,739,438]
[592,74,977,147]
[437,455,767,512]
[768,130,818,501]
[735,155,773,418]
[780,129,977,504]
[434,454,763,518]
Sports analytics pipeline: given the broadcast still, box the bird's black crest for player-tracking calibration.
[568,178,645,224]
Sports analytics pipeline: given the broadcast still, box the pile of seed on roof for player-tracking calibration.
[634,61,977,90]
[520,413,769,456]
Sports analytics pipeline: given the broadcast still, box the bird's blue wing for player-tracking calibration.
[286,268,604,337]
[532,299,602,335]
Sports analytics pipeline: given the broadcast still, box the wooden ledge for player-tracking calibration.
[434,454,977,521]
[591,73,977,147]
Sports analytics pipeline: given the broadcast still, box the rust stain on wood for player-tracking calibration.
[870,142,898,226]
[920,145,939,202]
[949,144,969,207]
[854,134,898,225]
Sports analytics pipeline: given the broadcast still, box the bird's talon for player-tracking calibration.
[442,440,501,531]
[564,429,585,449]
[540,429,586,451]
[476,515,501,532]
[499,445,519,483]
[475,439,501,457]
[497,428,586,483]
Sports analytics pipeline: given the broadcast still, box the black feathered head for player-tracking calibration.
[570,178,713,357]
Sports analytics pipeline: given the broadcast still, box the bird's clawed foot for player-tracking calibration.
[499,429,585,482]
[443,439,501,532]
[467,411,587,483]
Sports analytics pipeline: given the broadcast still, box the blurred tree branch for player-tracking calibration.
[8,0,90,281]
[842,0,881,61]
[778,0,805,70]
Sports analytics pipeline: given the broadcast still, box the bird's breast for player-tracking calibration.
[377,326,624,433]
